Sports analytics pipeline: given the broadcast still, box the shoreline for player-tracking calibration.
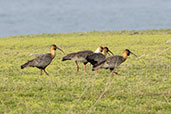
[1,29,171,38]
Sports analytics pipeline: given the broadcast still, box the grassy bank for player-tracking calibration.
[0,30,170,113]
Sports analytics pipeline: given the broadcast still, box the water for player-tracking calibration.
[0,0,171,37]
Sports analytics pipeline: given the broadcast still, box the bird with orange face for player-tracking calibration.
[21,44,65,75]
[92,49,137,75]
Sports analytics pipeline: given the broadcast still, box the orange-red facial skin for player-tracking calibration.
[122,50,130,61]
[50,45,57,58]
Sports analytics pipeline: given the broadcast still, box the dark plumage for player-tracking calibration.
[86,47,113,66]
[62,50,93,63]
[86,53,105,65]
[21,54,53,69]
[92,49,137,75]
[21,44,64,75]
[62,46,103,72]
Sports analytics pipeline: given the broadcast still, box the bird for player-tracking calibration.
[92,49,137,75]
[21,44,65,75]
[86,47,114,73]
[62,46,103,72]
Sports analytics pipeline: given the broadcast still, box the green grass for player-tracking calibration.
[0,30,171,114]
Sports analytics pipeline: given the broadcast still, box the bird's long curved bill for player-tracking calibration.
[108,50,114,56]
[57,47,65,54]
[130,52,137,57]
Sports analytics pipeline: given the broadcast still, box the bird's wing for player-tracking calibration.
[86,53,105,65]
[62,50,93,62]
[29,54,52,68]
[105,56,123,68]
[76,50,93,58]
[93,56,123,70]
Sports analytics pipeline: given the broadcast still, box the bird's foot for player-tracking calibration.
[84,70,87,74]
[43,70,49,76]
[95,70,99,75]
[114,72,119,75]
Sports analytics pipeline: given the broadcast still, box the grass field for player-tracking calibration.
[0,30,171,114]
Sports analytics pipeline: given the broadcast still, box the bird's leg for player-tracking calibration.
[110,68,114,76]
[84,63,87,73]
[75,61,79,72]
[43,69,49,76]
[110,68,118,75]
[114,71,119,75]
[96,70,98,74]
[40,69,43,75]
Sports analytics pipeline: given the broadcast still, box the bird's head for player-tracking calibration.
[50,44,57,51]
[94,46,103,53]
[102,47,114,56]
[124,49,137,57]
[50,44,65,54]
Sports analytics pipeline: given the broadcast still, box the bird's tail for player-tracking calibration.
[21,60,34,69]
[62,53,76,61]
[92,60,106,71]
[62,56,71,61]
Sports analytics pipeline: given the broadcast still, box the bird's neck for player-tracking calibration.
[102,51,107,56]
[94,49,101,53]
[122,52,127,61]
[50,50,56,58]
